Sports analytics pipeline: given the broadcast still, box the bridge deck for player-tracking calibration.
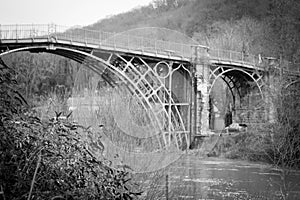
[1,24,299,74]
[0,24,269,71]
[0,37,191,62]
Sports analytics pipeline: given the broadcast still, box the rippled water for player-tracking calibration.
[152,155,300,200]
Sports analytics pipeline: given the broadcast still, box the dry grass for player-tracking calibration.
[31,80,186,198]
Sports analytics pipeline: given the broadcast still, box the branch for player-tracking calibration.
[27,151,42,200]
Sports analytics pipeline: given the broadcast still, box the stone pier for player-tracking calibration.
[193,45,211,136]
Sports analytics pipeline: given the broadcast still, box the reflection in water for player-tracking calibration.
[161,155,300,199]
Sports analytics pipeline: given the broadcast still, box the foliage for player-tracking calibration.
[267,0,300,61]
[208,131,269,162]
[269,82,300,169]
[3,53,77,102]
[0,60,141,199]
[217,92,300,170]
[85,0,300,62]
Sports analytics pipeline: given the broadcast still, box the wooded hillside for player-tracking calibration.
[87,0,300,62]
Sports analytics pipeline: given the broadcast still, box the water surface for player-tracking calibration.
[156,155,300,199]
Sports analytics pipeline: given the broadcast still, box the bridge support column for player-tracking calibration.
[264,75,274,123]
[196,63,210,135]
[192,45,211,136]
[264,59,279,123]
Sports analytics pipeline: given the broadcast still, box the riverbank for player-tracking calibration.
[191,129,300,171]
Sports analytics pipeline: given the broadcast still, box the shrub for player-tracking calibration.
[0,59,141,199]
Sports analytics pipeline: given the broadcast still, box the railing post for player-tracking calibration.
[127,34,130,50]
[242,52,244,63]
[141,36,144,51]
[54,24,57,40]
[16,24,18,41]
[47,23,50,38]
[84,29,87,44]
[69,29,72,44]
[30,23,33,39]
[99,31,101,46]
[113,32,116,49]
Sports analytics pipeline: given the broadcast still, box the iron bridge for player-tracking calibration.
[0,24,292,155]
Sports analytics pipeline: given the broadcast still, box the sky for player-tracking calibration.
[0,0,153,26]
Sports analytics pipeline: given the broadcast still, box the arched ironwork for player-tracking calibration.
[284,79,300,89]
[0,45,191,150]
[220,76,238,105]
[208,66,265,100]
[0,45,194,172]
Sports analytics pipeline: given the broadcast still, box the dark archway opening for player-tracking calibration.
[209,68,265,132]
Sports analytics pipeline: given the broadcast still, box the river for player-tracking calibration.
[139,155,300,200]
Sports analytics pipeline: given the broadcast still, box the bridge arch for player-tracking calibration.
[285,79,300,89]
[219,76,238,105]
[209,67,264,100]
[0,45,189,151]
[207,66,266,128]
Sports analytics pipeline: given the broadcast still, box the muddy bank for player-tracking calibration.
[190,132,269,161]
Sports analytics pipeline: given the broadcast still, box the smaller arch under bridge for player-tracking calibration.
[0,24,297,152]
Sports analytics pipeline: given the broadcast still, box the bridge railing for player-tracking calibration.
[0,24,50,39]
[3,23,297,72]
[209,48,259,67]
[0,24,193,59]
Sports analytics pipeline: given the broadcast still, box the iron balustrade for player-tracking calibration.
[0,24,192,59]
[1,23,299,72]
